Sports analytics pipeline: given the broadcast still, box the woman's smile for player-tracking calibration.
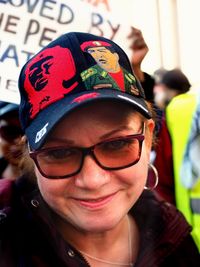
[73,191,118,210]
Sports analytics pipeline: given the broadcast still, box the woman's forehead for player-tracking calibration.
[52,101,144,136]
[65,101,143,124]
[81,100,140,114]
[47,102,144,146]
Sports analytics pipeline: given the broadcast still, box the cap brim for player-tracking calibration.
[26,89,151,150]
[0,103,19,118]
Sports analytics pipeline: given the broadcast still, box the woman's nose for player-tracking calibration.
[74,155,110,190]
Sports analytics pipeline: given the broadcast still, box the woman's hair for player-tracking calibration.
[17,136,36,181]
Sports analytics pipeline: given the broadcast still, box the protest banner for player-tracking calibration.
[0,0,135,103]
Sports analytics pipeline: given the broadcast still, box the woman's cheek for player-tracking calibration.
[128,152,149,189]
[35,168,58,201]
[114,156,148,188]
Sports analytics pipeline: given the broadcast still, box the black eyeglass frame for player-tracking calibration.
[29,125,145,179]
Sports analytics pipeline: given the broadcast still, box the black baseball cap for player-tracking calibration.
[160,68,191,93]
[18,32,152,150]
[0,101,19,119]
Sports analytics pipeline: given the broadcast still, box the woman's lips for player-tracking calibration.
[74,192,117,209]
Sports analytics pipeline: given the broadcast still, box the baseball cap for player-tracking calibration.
[18,32,152,150]
[0,101,19,119]
[160,68,191,93]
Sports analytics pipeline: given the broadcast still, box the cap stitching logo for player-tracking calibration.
[35,123,49,143]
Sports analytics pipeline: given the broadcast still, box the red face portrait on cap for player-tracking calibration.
[24,46,78,119]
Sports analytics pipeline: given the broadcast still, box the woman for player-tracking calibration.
[0,32,199,267]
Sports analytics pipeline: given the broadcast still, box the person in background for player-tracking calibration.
[153,69,200,251]
[0,101,23,180]
[165,89,200,252]
[181,93,200,189]
[180,93,200,251]
[153,69,191,203]
[153,68,191,110]
[128,27,155,103]
[0,32,199,267]
[128,27,164,142]
[153,69,191,204]
[153,67,167,110]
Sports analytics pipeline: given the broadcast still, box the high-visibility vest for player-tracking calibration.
[166,92,200,251]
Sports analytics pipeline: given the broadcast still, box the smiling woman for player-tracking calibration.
[0,32,199,267]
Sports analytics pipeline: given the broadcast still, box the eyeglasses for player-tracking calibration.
[0,125,23,142]
[29,124,145,179]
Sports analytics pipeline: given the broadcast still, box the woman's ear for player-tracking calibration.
[145,119,155,150]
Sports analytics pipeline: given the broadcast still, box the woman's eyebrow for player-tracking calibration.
[100,125,142,140]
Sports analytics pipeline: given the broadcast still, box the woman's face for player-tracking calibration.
[35,101,154,233]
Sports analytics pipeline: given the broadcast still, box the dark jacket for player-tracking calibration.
[0,177,199,267]
[154,115,175,205]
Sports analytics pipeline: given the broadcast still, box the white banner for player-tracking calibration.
[0,0,134,104]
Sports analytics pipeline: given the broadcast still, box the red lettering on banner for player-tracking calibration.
[83,0,110,12]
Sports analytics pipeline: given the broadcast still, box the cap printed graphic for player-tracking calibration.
[80,40,140,95]
[24,46,78,119]
[18,32,151,150]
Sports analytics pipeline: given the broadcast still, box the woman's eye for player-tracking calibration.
[103,139,132,151]
[43,148,73,161]
[51,149,71,159]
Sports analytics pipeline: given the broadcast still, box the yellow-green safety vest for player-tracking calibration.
[166,92,200,251]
